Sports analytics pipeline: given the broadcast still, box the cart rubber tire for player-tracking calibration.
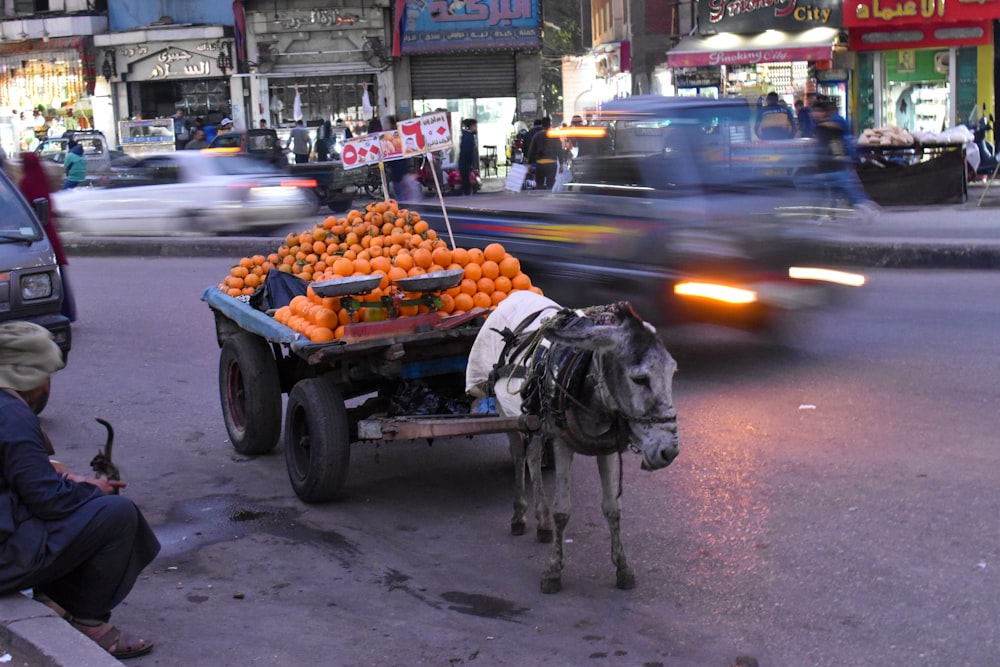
[283,378,350,503]
[219,333,282,455]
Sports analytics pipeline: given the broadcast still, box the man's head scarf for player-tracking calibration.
[0,321,65,391]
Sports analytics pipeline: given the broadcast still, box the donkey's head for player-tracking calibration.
[544,302,679,471]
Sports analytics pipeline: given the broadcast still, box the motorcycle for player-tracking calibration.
[966,103,998,181]
[416,154,481,195]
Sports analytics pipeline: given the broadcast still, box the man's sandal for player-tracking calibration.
[71,620,154,659]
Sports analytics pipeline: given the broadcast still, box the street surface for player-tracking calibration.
[39,258,1000,666]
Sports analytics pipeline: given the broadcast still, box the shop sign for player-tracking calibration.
[699,0,842,35]
[392,0,541,55]
[843,0,1000,27]
[675,69,721,87]
[120,42,226,81]
[671,45,834,67]
[848,20,991,49]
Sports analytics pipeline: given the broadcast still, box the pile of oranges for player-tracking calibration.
[219,199,542,342]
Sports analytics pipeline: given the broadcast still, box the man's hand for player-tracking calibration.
[65,472,127,495]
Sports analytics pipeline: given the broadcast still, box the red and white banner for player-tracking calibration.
[342,112,452,170]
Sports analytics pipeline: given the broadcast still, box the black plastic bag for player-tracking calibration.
[250,269,308,312]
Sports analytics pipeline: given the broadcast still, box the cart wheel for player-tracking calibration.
[219,333,282,455]
[283,378,350,502]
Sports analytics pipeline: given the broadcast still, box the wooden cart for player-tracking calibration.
[201,279,536,503]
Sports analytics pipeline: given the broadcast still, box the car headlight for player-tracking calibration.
[22,273,53,300]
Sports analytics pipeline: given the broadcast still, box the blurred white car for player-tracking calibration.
[52,152,318,235]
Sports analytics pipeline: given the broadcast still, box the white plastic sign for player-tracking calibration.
[341,135,381,170]
[399,112,451,157]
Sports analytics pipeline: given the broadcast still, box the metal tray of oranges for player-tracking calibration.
[311,274,383,298]
[392,268,465,293]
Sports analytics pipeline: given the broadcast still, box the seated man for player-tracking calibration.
[0,322,160,659]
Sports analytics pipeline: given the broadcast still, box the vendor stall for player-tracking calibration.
[857,142,967,205]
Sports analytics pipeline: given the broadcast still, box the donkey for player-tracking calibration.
[466,291,679,593]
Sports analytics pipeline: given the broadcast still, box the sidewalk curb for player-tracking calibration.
[0,594,123,667]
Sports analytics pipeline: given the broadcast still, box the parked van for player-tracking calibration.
[0,166,72,359]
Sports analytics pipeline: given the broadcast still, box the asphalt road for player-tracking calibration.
[30,257,1000,666]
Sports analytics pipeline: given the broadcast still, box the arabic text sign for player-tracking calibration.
[398,113,452,157]
[397,0,540,54]
[341,135,382,170]
[843,0,1000,26]
[700,0,841,33]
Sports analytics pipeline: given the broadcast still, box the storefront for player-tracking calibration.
[392,0,541,162]
[236,5,387,144]
[0,37,98,154]
[667,0,846,129]
[843,0,1000,132]
[98,31,235,145]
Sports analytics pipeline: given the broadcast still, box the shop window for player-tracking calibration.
[13,0,48,13]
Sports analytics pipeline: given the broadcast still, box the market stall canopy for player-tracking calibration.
[667,27,840,68]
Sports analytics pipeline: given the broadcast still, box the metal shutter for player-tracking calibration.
[410,53,517,99]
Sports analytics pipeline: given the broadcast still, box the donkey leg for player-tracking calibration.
[598,454,635,590]
[509,431,528,536]
[541,443,574,594]
[527,435,553,543]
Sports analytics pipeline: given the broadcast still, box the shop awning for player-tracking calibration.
[667,27,839,68]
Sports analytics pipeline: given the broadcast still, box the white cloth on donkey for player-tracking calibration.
[465,291,561,417]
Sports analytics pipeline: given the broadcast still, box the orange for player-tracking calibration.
[472,292,492,309]
[484,242,506,263]
[463,262,482,282]
[459,278,478,295]
[312,308,339,329]
[467,247,486,265]
[338,308,354,326]
[498,256,520,278]
[451,247,470,266]
[387,266,408,284]
[332,257,355,277]
[480,260,500,280]
[453,293,474,312]
[476,277,495,295]
[394,252,414,271]
[352,258,372,275]
[312,227,328,242]
[493,275,512,294]
[334,325,346,339]
[244,273,261,289]
[529,286,544,295]
[407,266,426,277]
[227,288,242,298]
[231,266,249,279]
[226,275,245,290]
[431,246,452,267]
[312,240,327,255]
[438,293,455,314]
[491,291,507,306]
[413,220,429,234]
[511,272,532,290]
[412,247,433,269]
[370,256,392,274]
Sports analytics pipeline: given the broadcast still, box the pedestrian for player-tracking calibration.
[796,92,817,138]
[61,139,87,189]
[184,127,208,150]
[0,321,160,659]
[172,108,190,151]
[522,118,543,164]
[219,117,234,134]
[755,92,796,140]
[314,120,333,162]
[526,116,558,189]
[200,118,219,144]
[810,95,879,219]
[335,118,353,140]
[385,116,411,200]
[18,152,77,322]
[259,118,268,129]
[457,118,479,196]
[287,119,312,164]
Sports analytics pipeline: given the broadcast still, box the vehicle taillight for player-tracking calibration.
[280,179,317,188]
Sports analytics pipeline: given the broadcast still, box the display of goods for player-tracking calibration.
[218,199,543,342]
[857,126,915,147]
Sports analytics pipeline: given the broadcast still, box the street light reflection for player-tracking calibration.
[674,281,758,304]
[788,267,867,287]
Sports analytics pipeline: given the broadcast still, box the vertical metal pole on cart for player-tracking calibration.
[426,152,456,249]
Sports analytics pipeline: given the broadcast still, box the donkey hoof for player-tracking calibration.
[616,568,636,590]
[536,528,553,543]
[510,520,526,536]
[540,576,562,594]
